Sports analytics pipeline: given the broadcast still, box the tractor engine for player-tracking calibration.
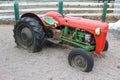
[85,34,92,43]
[45,26,95,50]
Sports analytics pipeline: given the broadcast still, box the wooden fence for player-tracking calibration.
[0,2,119,21]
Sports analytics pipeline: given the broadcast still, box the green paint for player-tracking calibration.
[58,0,63,16]
[102,1,108,22]
[72,28,79,38]
[59,36,94,51]
[63,26,69,35]
[75,31,85,41]
[59,28,95,51]
[43,17,58,25]
[14,1,19,22]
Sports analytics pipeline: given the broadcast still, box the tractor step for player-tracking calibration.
[46,38,60,44]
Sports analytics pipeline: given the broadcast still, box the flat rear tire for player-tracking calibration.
[13,17,45,52]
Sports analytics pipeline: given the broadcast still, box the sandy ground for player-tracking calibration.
[0,25,120,80]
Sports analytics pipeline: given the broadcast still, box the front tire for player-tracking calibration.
[68,48,94,72]
[13,17,45,52]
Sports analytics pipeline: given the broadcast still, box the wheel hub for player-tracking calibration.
[72,55,87,71]
[20,27,33,47]
[21,33,28,41]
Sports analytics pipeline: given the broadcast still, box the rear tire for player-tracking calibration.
[68,48,94,72]
[13,17,45,52]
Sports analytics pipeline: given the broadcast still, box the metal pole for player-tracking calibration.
[58,0,63,16]
[102,1,108,22]
[14,0,19,22]
[58,1,68,35]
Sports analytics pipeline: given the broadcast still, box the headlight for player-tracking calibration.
[95,27,101,36]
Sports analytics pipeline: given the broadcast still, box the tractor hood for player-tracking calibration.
[44,11,108,34]
[63,16,108,34]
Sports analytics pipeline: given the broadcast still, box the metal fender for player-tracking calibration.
[43,11,64,26]
[21,13,44,26]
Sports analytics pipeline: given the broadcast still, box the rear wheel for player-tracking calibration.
[68,48,94,72]
[13,17,45,52]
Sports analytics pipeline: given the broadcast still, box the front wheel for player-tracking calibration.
[68,48,94,72]
[13,17,45,52]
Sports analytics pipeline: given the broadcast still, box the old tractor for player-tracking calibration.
[13,11,109,72]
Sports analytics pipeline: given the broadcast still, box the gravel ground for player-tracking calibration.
[0,25,120,80]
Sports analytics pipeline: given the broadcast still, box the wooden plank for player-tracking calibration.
[1,8,101,13]
[1,14,120,19]
[0,2,114,7]
[67,14,120,16]
[1,8,119,13]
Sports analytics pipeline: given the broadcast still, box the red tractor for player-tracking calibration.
[13,11,109,72]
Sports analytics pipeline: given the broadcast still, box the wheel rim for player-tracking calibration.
[16,24,33,48]
[72,55,87,71]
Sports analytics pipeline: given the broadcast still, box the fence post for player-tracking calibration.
[14,0,19,22]
[58,0,63,16]
[102,1,108,22]
[58,1,68,35]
